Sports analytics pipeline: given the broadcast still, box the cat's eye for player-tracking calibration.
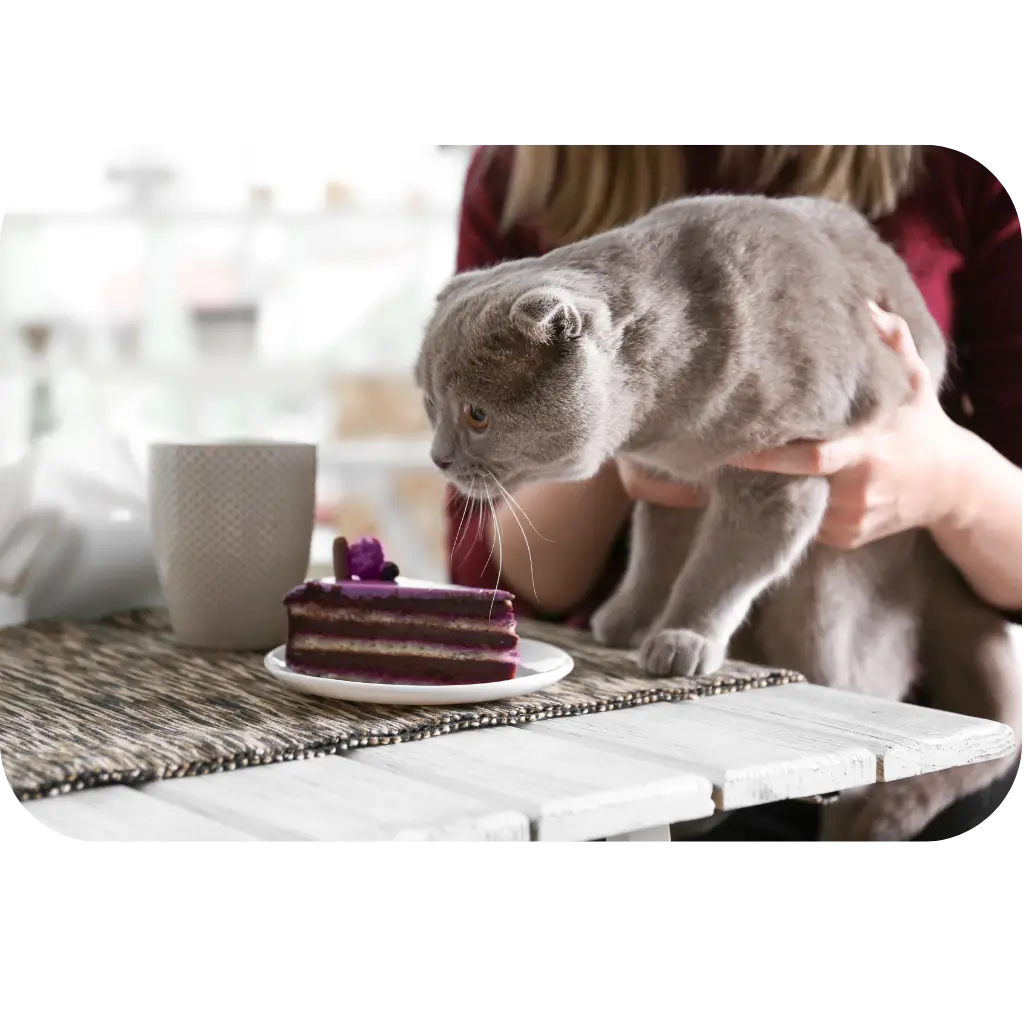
[461,403,490,432]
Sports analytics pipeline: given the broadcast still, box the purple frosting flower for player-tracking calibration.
[348,536,385,580]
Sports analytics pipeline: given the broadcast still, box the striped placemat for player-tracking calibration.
[0,609,802,800]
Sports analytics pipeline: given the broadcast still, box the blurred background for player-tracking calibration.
[0,145,474,581]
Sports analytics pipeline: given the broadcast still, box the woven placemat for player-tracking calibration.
[0,609,803,800]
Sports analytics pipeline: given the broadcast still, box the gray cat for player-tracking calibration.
[416,194,1020,840]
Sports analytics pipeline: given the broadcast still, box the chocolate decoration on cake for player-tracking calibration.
[331,535,400,582]
[348,537,385,580]
[332,537,351,580]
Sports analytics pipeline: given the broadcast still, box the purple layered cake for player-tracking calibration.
[283,536,519,685]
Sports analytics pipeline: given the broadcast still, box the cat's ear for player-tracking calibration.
[510,288,583,343]
[435,269,487,303]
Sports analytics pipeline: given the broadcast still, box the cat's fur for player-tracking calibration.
[416,194,1020,840]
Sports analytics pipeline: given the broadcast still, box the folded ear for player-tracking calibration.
[510,287,583,343]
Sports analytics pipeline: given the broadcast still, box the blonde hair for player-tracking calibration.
[502,145,920,245]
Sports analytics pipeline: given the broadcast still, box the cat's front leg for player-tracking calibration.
[591,502,696,648]
[640,469,829,677]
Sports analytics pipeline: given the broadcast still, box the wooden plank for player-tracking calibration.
[702,683,1017,782]
[528,701,877,810]
[141,755,529,841]
[351,727,714,841]
[24,785,255,841]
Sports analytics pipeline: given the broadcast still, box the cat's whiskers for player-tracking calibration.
[490,475,554,544]
[450,478,473,565]
[472,484,486,549]
[483,481,504,619]
[481,483,499,577]
[457,476,486,569]
[489,471,538,603]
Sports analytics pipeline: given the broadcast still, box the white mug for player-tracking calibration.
[148,441,316,650]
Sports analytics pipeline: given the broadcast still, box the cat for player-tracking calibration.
[415,193,1020,841]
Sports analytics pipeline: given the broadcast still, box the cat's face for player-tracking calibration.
[416,272,622,497]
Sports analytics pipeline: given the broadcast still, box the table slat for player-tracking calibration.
[24,785,255,841]
[703,683,1017,781]
[140,755,529,840]
[351,726,714,841]
[527,697,878,809]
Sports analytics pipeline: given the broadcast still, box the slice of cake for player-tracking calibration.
[283,536,519,685]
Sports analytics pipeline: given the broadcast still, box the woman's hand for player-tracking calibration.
[617,304,967,550]
[731,304,965,549]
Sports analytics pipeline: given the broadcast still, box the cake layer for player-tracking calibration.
[287,602,516,632]
[286,649,518,685]
[288,616,518,650]
[289,635,517,663]
[284,579,515,620]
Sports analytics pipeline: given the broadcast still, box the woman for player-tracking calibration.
[446,146,1021,840]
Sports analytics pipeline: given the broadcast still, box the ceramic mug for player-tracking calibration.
[149,441,316,650]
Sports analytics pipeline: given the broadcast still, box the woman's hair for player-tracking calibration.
[501,146,920,246]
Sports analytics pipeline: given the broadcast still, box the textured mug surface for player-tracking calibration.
[149,442,316,650]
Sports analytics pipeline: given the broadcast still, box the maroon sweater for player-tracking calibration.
[447,146,1022,626]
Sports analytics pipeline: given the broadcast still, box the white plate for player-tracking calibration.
[263,637,574,706]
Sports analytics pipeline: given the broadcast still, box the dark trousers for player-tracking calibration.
[677,755,1020,842]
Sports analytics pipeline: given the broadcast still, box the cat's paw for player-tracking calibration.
[591,596,648,649]
[639,628,727,677]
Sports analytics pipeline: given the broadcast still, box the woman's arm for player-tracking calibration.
[731,306,1021,613]
[930,426,1021,611]
[446,148,631,615]
[485,464,633,615]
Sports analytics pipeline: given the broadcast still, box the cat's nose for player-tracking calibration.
[432,454,452,471]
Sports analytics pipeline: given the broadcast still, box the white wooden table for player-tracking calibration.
[24,683,1015,842]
